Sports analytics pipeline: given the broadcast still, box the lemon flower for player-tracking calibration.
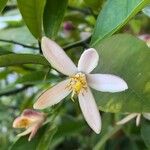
[34,37,128,133]
[116,113,150,126]
[13,109,45,141]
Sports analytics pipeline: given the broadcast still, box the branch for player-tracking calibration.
[63,36,91,51]
[0,85,32,97]
[0,39,39,50]
[68,6,91,15]
[0,36,91,52]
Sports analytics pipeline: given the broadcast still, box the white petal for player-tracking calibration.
[78,48,99,73]
[116,113,138,125]
[87,74,128,92]
[78,87,101,134]
[33,80,71,109]
[143,113,150,120]
[136,114,141,126]
[42,37,77,76]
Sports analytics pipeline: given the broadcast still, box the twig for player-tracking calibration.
[0,85,32,97]
[63,36,91,51]
[0,37,91,52]
[38,40,42,54]
[68,6,91,15]
[0,39,39,50]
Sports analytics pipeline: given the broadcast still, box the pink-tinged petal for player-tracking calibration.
[78,87,101,134]
[22,109,45,121]
[143,113,150,120]
[116,113,138,125]
[136,114,141,126]
[78,48,99,73]
[28,125,40,141]
[33,80,71,109]
[41,37,77,76]
[87,74,128,92]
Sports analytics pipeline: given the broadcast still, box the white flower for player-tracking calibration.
[33,37,128,134]
[116,113,150,126]
[13,109,45,141]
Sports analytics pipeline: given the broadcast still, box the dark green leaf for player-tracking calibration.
[141,121,150,149]
[91,0,150,45]
[16,71,57,84]
[0,48,12,55]
[54,118,85,138]
[0,27,37,44]
[17,0,46,39]
[37,126,57,150]
[0,54,49,67]
[43,0,68,38]
[93,34,150,113]
[0,0,8,13]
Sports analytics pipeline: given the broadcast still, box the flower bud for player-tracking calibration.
[13,109,46,141]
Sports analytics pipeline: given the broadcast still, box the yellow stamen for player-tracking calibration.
[17,118,31,128]
[66,72,87,100]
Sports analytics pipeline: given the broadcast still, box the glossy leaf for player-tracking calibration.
[93,34,150,113]
[141,121,150,149]
[0,54,49,67]
[16,71,57,84]
[0,27,37,44]
[91,0,150,45]
[0,0,8,13]
[43,0,68,38]
[17,0,46,39]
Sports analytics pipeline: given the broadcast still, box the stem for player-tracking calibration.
[0,39,39,49]
[63,37,91,51]
[68,6,91,15]
[0,85,32,96]
[38,40,42,54]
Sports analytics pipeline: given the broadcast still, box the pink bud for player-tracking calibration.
[13,109,46,141]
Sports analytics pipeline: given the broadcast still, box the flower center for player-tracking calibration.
[17,118,31,128]
[67,72,87,100]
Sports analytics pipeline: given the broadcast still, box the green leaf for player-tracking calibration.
[0,48,12,55]
[141,121,150,149]
[10,125,57,150]
[93,126,122,150]
[93,34,150,113]
[0,26,37,44]
[17,0,46,39]
[43,0,68,38]
[36,126,57,150]
[54,118,85,138]
[16,71,57,84]
[0,0,8,13]
[0,54,49,67]
[91,0,150,45]
[0,70,10,79]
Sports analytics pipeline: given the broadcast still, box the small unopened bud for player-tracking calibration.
[13,109,46,141]
[63,21,74,31]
